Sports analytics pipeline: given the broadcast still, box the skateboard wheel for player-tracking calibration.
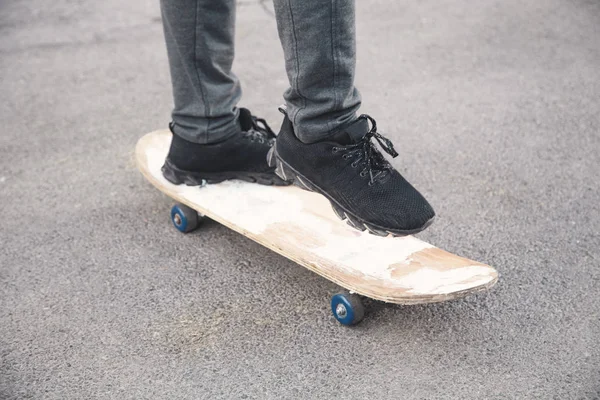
[331,293,364,326]
[170,203,200,233]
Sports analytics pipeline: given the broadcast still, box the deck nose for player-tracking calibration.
[397,264,499,296]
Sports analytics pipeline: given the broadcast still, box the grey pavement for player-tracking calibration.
[1,0,599,399]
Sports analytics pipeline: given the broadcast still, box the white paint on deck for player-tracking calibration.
[146,145,433,281]
[137,131,498,302]
[398,266,495,294]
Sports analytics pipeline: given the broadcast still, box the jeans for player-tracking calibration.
[160,0,362,144]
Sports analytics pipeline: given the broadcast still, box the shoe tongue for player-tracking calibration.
[238,107,254,131]
[330,118,369,145]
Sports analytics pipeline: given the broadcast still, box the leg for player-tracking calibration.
[269,0,435,234]
[273,0,362,143]
[160,0,241,144]
[159,0,289,186]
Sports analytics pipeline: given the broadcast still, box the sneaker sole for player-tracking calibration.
[267,147,435,237]
[162,159,290,187]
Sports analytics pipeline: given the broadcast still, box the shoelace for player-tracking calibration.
[333,114,399,185]
[243,116,276,143]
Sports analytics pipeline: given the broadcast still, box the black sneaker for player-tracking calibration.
[267,112,435,236]
[162,108,290,186]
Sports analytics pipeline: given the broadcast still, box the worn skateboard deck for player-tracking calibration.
[136,130,498,305]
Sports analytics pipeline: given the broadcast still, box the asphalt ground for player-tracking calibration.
[1,0,599,398]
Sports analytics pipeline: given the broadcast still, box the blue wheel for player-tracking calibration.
[170,203,200,233]
[331,292,365,326]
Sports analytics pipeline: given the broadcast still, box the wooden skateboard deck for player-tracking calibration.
[136,130,498,320]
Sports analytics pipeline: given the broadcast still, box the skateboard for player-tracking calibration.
[135,130,498,325]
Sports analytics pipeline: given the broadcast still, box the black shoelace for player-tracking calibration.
[243,116,276,143]
[333,115,399,185]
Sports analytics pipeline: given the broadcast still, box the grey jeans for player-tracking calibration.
[160,0,362,144]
